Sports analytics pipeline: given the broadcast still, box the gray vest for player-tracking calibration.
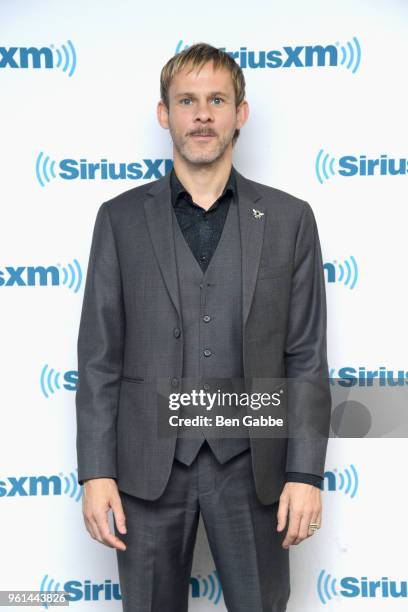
[172,197,250,465]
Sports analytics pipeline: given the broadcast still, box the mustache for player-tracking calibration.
[189,130,216,136]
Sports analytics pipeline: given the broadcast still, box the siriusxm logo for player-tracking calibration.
[0,40,76,77]
[317,570,407,603]
[190,570,222,604]
[176,37,361,73]
[38,571,221,607]
[0,260,82,292]
[316,149,408,183]
[324,256,358,289]
[40,365,77,398]
[39,577,121,607]
[323,464,358,497]
[329,367,408,386]
[35,154,173,187]
[0,469,82,501]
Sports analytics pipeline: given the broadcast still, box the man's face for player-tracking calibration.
[159,61,247,166]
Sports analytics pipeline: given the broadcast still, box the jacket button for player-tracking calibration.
[203,348,212,357]
[171,377,179,387]
[203,315,211,323]
[203,383,210,391]
[173,327,181,338]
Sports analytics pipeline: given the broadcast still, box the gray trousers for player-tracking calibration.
[114,442,290,611]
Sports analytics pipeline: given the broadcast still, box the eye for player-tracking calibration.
[179,97,224,105]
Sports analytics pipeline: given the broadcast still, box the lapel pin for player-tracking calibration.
[252,208,264,219]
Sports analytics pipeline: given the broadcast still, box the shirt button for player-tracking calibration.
[203,383,210,391]
[173,327,181,338]
[203,348,212,357]
[203,315,211,323]
[171,377,179,387]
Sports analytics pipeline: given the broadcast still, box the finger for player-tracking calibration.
[282,508,301,549]
[95,512,127,551]
[87,516,103,543]
[276,495,289,532]
[298,510,321,543]
[111,496,127,534]
[84,516,94,538]
[83,498,103,542]
[294,512,314,544]
[307,510,322,538]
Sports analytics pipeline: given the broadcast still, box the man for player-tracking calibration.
[75,42,331,612]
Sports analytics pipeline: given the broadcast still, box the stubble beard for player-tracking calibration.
[169,124,235,167]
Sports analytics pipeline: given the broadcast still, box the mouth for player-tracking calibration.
[190,134,215,140]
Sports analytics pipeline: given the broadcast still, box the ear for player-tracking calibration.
[157,99,169,130]
[236,99,249,130]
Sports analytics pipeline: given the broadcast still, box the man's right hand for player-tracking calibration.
[82,478,127,551]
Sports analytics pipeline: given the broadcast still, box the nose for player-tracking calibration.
[193,99,214,124]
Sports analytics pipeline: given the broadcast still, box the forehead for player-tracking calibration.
[169,61,234,96]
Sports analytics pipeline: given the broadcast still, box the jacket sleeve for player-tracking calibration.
[75,202,125,485]
[284,202,331,478]
[285,471,323,490]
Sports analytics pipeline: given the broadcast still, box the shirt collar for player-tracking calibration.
[170,164,237,209]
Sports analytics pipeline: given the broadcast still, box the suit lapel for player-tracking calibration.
[143,171,181,319]
[143,166,266,330]
[234,169,266,329]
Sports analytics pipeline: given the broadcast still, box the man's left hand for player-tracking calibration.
[276,482,322,548]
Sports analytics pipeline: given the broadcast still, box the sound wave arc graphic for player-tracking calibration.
[333,464,359,498]
[61,468,83,502]
[175,40,190,54]
[39,574,62,610]
[329,256,358,289]
[317,569,339,604]
[336,36,362,74]
[40,364,62,399]
[195,570,222,604]
[50,39,77,77]
[315,149,337,184]
[36,152,57,187]
[57,259,82,293]
[337,255,358,289]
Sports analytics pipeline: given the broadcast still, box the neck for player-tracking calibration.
[172,156,232,211]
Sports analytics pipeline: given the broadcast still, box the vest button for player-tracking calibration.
[203,315,211,323]
[171,377,179,387]
[173,327,181,338]
[203,349,212,357]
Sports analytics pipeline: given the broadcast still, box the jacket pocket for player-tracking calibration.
[121,375,145,384]
[257,263,291,280]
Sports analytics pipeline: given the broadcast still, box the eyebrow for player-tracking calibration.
[175,91,230,99]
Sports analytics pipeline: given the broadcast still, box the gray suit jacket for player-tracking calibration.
[75,167,331,505]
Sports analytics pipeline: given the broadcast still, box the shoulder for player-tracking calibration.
[244,174,310,212]
[94,176,165,230]
[101,180,156,214]
[238,172,315,227]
